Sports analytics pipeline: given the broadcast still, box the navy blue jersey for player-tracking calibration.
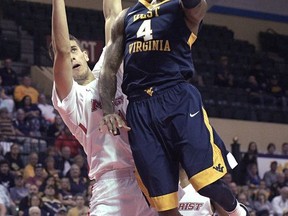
[123,0,196,96]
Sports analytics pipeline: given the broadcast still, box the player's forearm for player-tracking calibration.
[99,43,122,115]
[52,0,70,55]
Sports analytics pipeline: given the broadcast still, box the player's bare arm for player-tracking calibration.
[103,0,122,44]
[98,9,130,134]
[182,0,207,35]
[51,0,73,101]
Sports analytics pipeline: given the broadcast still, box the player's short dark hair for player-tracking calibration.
[48,34,82,61]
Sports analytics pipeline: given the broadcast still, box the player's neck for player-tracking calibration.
[78,71,95,86]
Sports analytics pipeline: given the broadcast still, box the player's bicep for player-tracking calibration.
[183,0,207,35]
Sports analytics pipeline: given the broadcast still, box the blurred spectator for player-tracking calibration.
[271,186,288,216]
[239,141,258,185]
[281,142,288,156]
[73,154,88,179]
[249,61,267,90]
[222,172,233,185]
[214,55,235,88]
[237,192,256,215]
[67,194,89,216]
[228,182,239,198]
[19,95,48,136]
[56,207,67,216]
[253,189,273,216]
[0,75,15,113]
[284,168,288,186]
[0,184,17,216]
[9,174,28,206]
[28,206,41,216]
[20,194,49,216]
[44,156,61,179]
[245,75,265,105]
[47,114,65,138]
[269,172,287,201]
[12,108,31,136]
[26,163,47,188]
[67,164,88,196]
[54,126,81,157]
[0,159,15,189]
[14,76,39,106]
[0,58,19,94]
[266,143,277,156]
[18,184,39,215]
[245,163,261,189]
[37,93,56,124]
[56,146,73,177]
[39,175,60,195]
[58,177,75,210]
[263,161,279,188]
[0,107,16,141]
[267,75,283,106]
[42,184,65,216]
[23,152,39,181]
[4,143,24,175]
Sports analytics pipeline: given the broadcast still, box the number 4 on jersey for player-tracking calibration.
[137,20,153,41]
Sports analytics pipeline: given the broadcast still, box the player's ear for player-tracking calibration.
[83,50,90,61]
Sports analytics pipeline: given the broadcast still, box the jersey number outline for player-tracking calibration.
[136,20,153,41]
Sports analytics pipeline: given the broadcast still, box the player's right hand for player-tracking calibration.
[98,113,131,135]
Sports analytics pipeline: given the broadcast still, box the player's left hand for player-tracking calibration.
[98,113,131,135]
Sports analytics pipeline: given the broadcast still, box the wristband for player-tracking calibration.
[182,0,201,9]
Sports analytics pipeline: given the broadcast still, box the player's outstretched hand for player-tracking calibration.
[98,113,131,135]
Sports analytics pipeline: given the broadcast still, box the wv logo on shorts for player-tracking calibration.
[144,87,154,96]
[213,164,224,173]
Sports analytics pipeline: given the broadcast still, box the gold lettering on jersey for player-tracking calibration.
[129,40,171,54]
[134,7,160,22]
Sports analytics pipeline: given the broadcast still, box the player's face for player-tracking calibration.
[70,40,90,83]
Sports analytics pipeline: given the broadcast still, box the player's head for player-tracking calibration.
[49,34,91,84]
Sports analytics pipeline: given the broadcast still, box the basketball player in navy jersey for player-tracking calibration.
[98,0,249,215]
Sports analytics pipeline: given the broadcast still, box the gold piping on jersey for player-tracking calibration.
[139,0,170,10]
[187,32,197,48]
[189,107,227,191]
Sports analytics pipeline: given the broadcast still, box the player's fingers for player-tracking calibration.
[114,116,131,131]
[109,116,119,135]
[98,119,105,132]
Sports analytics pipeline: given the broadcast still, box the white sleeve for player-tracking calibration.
[51,81,83,132]
[92,47,106,79]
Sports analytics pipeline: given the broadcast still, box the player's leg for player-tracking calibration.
[175,83,249,216]
[126,97,181,215]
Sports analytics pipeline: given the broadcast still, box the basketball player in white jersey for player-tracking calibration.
[50,0,157,215]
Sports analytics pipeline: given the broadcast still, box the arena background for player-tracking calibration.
[5,0,288,153]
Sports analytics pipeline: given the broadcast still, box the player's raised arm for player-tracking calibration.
[103,0,122,44]
[51,0,73,101]
[98,9,128,133]
[182,0,207,35]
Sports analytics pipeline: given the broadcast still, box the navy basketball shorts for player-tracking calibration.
[126,82,232,212]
